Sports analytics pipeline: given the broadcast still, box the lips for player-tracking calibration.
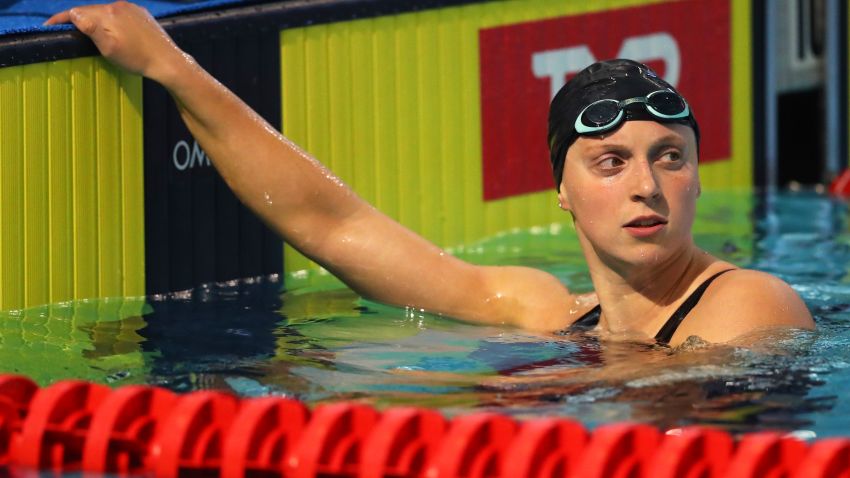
[624,215,668,228]
[623,215,668,237]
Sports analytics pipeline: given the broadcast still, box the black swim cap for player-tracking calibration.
[547,59,700,189]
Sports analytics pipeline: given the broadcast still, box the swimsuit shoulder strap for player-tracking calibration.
[654,268,736,344]
[558,304,601,334]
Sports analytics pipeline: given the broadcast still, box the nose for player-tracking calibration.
[629,159,661,202]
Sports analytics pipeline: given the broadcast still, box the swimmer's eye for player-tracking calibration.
[596,156,626,173]
[657,150,684,168]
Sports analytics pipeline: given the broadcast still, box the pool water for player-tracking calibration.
[3,190,849,438]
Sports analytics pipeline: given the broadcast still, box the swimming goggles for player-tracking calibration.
[573,89,691,135]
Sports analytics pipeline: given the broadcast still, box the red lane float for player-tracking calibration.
[501,417,588,478]
[0,374,847,477]
[82,385,178,476]
[426,412,518,478]
[359,407,446,478]
[574,423,661,478]
[830,169,850,197]
[221,396,309,478]
[149,391,240,478]
[14,380,111,472]
[792,438,850,478]
[0,374,37,465]
[724,432,808,478]
[288,402,379,478]
[649,427,734,478]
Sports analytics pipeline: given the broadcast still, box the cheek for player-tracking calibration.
[668,175,700,221]
[566,180,620,222]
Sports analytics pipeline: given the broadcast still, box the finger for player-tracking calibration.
[43,10,71,26]
[68,8,98,37]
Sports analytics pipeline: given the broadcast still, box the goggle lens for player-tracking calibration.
[647,91,686,116]
[582,100,620,127]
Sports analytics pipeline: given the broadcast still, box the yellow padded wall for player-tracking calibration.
[0,57,145,311]
[280,0,752,282]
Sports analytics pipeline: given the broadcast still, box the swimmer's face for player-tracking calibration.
[558,121,700,268]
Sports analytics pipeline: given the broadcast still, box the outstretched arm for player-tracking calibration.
[46,2,585,332]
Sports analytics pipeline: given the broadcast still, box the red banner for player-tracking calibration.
[479,0,731,200]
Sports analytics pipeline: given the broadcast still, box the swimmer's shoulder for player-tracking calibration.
[673,267,815,345]
[477,265,595,332]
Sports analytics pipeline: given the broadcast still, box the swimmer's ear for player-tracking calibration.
[557,183,571,212]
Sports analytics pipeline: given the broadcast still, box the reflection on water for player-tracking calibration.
[1,190,849,437]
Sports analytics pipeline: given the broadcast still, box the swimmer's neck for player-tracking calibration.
[588,243,715,338]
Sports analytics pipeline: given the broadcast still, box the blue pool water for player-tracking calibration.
[3,190,850,438]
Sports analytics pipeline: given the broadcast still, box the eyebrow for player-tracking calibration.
[581,142,632,158]
[647,135,688,157]
[650,134,688,147]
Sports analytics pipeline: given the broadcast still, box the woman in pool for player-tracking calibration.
[46,2,814,347]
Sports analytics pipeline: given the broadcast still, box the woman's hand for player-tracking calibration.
[44,1,186,82]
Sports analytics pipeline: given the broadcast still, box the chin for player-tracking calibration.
[615,242,679,269]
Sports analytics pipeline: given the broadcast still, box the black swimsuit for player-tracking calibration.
[563,269,735,345]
